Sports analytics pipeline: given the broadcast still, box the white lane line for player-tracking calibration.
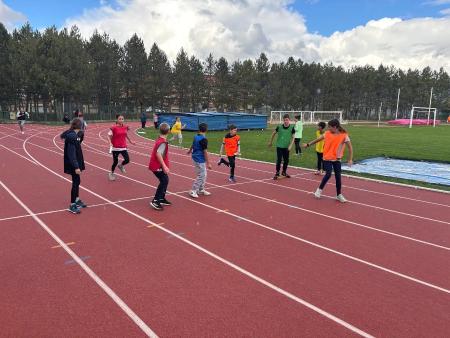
[130,125,450,203]
[0,180,158,338]
[0,195,153,222]
[33,132,450,293]
[79,136,450,248]
[0,144,38,165]
[20,140,375,338]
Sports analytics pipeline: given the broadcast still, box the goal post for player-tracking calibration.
[409,106,437,128]
[270,110,344,124]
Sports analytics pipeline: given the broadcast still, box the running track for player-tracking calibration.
[0,122,449,337]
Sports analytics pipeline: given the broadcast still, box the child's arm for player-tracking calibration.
[344,140,353,166]
[219,143,224,157]
[186,145,193,155]
[156,152,169,174]
[303,135,324,148]
[204,150,212,169]
[268,130,277,147]
[126,134,135,145]
[236,140,241,155]
[67,142,80,174]
[288,134,295,151]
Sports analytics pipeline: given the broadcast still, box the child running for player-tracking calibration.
[217,124,240,182]
[169,116,186,145]
[268,113,295,179]
[108,114,135,181]
[16,110,29,134]
[148,123,171,210]
[61,118,87,214]
[315,121,326,175]
[293,115,303,156]
[187,123,212,198]
[303,119,353,203]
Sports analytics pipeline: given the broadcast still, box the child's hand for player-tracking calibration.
[288,145,292,152]
[75,169,81,175]
[301,143,308,149]
[268,142,272,148]
[163,166,170,174]
[234,152,241,156]
[207,163,212,170]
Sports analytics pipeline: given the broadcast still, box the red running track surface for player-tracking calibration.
[0,123,449,337]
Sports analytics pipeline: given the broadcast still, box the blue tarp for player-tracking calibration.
[342,157,450,186]
[156,112,267,131]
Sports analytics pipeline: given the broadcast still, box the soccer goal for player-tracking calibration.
[409,106,438,128]
[269,110,344,124]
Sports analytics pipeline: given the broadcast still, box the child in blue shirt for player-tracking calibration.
[187,123,212,198]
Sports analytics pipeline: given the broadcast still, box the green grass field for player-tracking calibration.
[139,123,450,192]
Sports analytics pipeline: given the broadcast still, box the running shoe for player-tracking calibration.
[68,203,81,214]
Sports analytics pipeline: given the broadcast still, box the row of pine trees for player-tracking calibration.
[1,23,449,120]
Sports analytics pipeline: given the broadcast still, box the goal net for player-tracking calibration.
[409,106,437,128]
[270,110,343,124]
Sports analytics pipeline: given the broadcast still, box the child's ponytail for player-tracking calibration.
[328,119,346,133]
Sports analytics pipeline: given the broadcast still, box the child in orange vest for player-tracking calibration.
[218,125,241,183]
[304,119,353,203]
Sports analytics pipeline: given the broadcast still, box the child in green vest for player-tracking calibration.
[268,114,295,180]
[294,114,303,156]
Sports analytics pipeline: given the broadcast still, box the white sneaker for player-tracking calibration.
[314,188,322,199]
[189,190,199,198]
[199,190,211,196]
[21,131,24,134]
[118,164,126,173]
[336,194,347,203]
[108,172,116,181]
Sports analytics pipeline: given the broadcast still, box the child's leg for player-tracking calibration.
[228,156,236,177]
[281,148,289,174]
[294,138,301,154]
[111,151,120,172]
[192,162,206,192]
[275,147,283,174]
[316,152,323,171]
[332,161,342,195]
[178,133,183,145]
[153,171,168,201]
[121,150,130,166]
[319,161,333,190]
[71,173,80,203]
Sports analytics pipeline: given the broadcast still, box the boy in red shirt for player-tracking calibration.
[218,125,241,182]
[148,123,171,210]
[108,114,135,181]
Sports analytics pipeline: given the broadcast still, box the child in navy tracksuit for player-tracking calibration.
[61,118,87,214]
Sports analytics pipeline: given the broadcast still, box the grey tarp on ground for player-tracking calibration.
[342,157,450,186]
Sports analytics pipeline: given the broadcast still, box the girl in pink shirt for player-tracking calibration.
[108,114,135,181]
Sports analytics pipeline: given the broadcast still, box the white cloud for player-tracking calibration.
[317,17,450,71]
[0,0,27,30]
[64,0,450,71]
[440,7,450,15]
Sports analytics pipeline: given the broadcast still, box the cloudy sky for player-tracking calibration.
[2,0,450,71]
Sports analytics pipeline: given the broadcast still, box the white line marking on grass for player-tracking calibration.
[0,180,158,338]
[20,141,375,338]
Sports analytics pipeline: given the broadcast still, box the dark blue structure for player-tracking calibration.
[156,112,267,131]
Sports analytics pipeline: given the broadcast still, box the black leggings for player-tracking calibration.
[71,173,80,203]
[294,138,302,154]
[111,150,130,172]
[319,161,342,195]
[153,170,169,201]
[276,147,289,174]
[316,152,324,171]
[222,155,236,177]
